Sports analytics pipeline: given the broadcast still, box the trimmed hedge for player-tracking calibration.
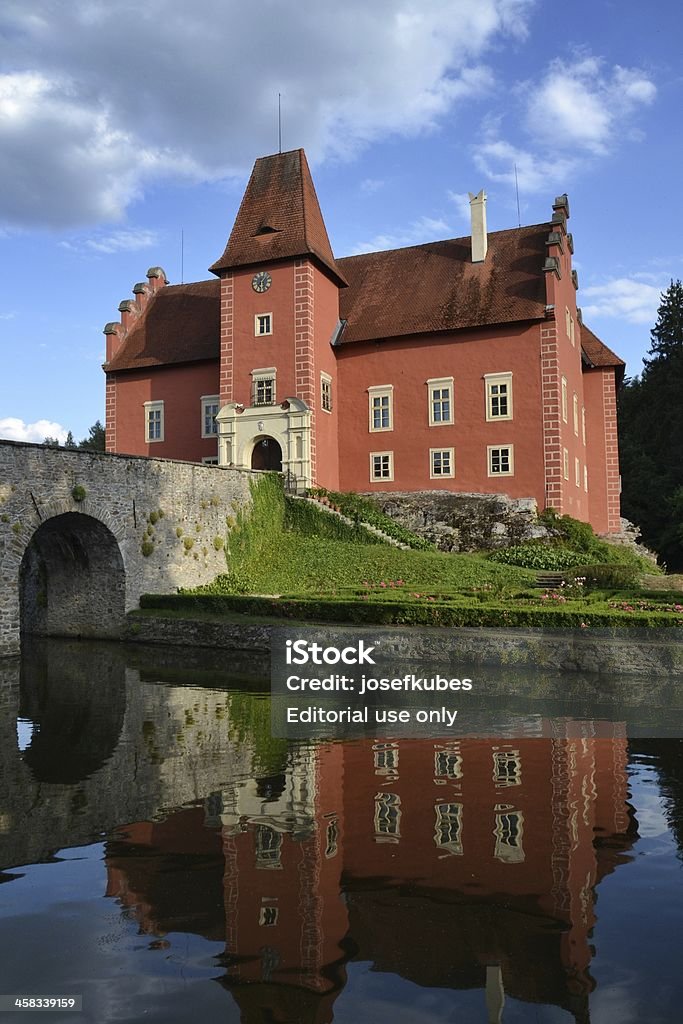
[562,563,641,589]
[140,592,683,628]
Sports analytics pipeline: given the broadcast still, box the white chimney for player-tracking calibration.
[468,190,487,262]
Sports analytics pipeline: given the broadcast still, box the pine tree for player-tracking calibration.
[644,279,683,365]
[619,280,683,569]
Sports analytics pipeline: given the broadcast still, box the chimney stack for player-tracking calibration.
[469,190,487,263]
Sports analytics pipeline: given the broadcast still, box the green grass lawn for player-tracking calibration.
[204,532,534,596]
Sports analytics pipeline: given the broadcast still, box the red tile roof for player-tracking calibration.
[105,280,220,372]
[209,149,347,286]
[580,323,625,372]
[336,224,551,343]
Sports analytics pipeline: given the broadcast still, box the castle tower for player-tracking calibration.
[209,150,347,490]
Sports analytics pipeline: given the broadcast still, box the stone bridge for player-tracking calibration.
[0,441,256,657]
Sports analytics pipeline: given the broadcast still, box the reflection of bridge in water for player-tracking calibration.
[0,640,641,1024]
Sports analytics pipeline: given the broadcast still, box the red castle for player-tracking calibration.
[103,150,623,533]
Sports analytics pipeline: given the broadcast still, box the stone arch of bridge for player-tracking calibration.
[17,504,127,641]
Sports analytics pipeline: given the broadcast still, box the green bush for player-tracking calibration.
[564,563,641,590]
[71,484,86,502]
[141,540,154,557]
[490,542,584,570]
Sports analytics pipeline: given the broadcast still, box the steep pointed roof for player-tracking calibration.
[209,149,347,286]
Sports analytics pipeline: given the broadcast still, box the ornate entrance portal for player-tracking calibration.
[251,437,283,472]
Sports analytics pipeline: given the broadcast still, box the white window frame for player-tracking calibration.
[201,394,219,438]
[494,808,525,863]
[144,400,164,443]
[254,312,273,336]
[485,372,513,421]
[563,447,569,480]
[368,385,394,432]
[251,367,277,407]
[493,750,521,787]
[374,791,401,843]
[573,394,579,436]
[201,456,219,466]
[487,444,514,477]
[427,376,454,426]
[259,906,279,926]
[434,746,463,780]
[575,456,581,487]
[320,372,332,413]
[565,306,571,338]
[570,316,575,346]
[434,803,463,856]
[370,450,394,482]
[584,465,589,492]
[561,377,568,422]
[430,447,454,479]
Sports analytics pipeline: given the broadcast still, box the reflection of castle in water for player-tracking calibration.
[105,733,636,1024]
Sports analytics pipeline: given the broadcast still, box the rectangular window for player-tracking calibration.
[374,742,399,775]
[563,447,569,480]
[370,451,394,482]
[374,792,401,842]
[251,367,276,406]
[434,746,463,780]
[582,407,586,445]
[573,394,579,436]
[565,306,571,337]
[368,385,394,431]
[570,316,575,346]
[488,445,514,477]
[494,808,524,863]
[201,395,219,437]
[254,313,272,336]
[430,447,454,479]
[144,401,164,443]
[427,377,454,425]
[584,465,589,492]
[259,906,278,926]
[493,750,521,787]
[485,373,513,421]
[325,818,339,859]
[201,456,219,465]
[561,377,568,422]
[575,457,581,487]
[321,372,332,413]
[434,803,463,856]
[255,825,282,869]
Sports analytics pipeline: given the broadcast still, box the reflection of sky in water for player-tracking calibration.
[0,846,233,1024]
[586,761,682,1024]
[15,717,35,752]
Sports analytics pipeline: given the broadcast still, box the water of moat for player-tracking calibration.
[1,639,682,1024]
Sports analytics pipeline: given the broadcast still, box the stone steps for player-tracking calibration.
[533,572,566,590]
[291,495,411,549]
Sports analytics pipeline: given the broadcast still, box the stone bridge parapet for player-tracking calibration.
[0,441,256,657]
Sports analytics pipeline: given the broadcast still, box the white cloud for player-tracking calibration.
[0,311,16,320]
[0,0,534,228]
[473,138,577,193]
[351,215,451,254]
[582,276,666,325]
[525,56,656,155]
[60,229,158,255]
[0,417,68,443]
[472,53,656,193]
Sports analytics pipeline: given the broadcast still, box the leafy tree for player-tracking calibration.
[619,280,683,570]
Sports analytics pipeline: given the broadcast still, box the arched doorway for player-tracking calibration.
[251,436,283,472]
[19,513,126,641]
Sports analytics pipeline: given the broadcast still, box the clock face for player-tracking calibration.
[252,271,272,293]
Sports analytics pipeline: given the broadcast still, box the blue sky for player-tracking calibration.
[1,0,681,443]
